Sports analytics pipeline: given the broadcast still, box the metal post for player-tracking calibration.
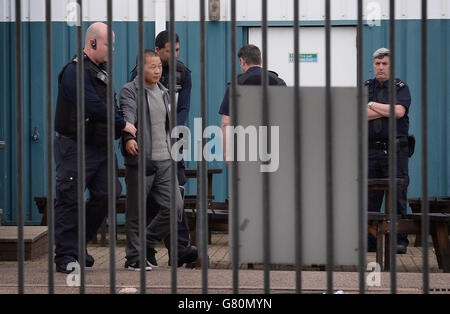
[200,0,209,294]
[137,0,146,294]
[230,0,239,295]
[293,0,303,294]
[261,0,271,295]
[388,0,397,294]
[45,0,55,295]
[421,0,429,295]
[106,0,116,294]
[169,0,178,294]
[324,0,334,294]
[76,0,86,295]
[15,0,24,295]
[356,0,367,295]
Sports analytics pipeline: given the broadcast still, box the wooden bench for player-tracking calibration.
[368,212,450,272]
[408,197,450,247]
[184,200,229,245]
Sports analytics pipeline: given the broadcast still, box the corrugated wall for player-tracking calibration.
[0,19,449,225]
[0,20,247,224]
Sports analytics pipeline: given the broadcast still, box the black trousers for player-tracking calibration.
[368,145,410,248]
[54,136,121,265]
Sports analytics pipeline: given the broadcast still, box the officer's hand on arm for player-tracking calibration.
[367,106,384,120]
[369,102,406,119]
[122,122,137,138]
[126,139,138,156]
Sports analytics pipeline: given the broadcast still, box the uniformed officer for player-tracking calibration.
[219,44,286,164]
[54,22,136,273]
[366,47,411,254]
[129,31,196,267]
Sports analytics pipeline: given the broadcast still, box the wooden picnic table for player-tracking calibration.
[118,166,222,200]
[408,197,450,214]
[368,178,406,215]
[368,179,450,272]
[367,178,406,271]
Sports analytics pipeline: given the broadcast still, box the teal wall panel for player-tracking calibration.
[0,20,448,225]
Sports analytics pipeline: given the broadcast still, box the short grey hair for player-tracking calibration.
[373,47,390,60]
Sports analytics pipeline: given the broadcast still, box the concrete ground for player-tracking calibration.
[0,233,449,294]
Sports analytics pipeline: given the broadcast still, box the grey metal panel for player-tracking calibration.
[232,86,365,266]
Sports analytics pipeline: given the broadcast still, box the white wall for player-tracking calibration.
[249,26,357,87]
[1,0,449,22]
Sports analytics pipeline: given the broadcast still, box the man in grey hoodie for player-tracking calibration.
[120,50,197,271]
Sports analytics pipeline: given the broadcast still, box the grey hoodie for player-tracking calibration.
[119,76,173,168]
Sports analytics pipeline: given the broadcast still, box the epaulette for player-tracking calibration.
[395,79,406,88]
[364,79,373,86]
[72,53,88,64]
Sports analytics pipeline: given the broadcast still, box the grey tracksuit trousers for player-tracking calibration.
[125,160,183,263]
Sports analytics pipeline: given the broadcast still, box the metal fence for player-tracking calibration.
[12,0,430,294]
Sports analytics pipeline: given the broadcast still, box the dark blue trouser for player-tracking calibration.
[368,145,410,249]
[54,136,121,265]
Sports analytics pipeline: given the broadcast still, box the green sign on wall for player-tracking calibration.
[289,53,318,63]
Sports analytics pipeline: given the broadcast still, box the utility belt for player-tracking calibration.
[369,135,415,158]
[55,132,74,140]
[56,118,117,146]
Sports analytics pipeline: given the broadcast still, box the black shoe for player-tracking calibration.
[86,252,94,267]
[147,248,158,268]
[56,261,79,274]
[124,260,152,271]
[169,246,198,267]
[185,262,197,269]
[396,244,407,254]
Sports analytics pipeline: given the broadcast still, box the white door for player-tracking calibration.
[248,26,357,87]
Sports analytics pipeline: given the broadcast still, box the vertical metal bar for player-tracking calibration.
[137,0,146,294]
[76,0,86,295]
[261,0,271,295]
[357,0,367,295]
[324,0,333,294]
[388,0,397,294]
[45,0,54,295]
[106,0,116,294]
[15,0,24,295]
[200,0,208,294]
[293,0,302,294]
[230,0,239,295]
[169,0,178,294]
[421,0,429,295]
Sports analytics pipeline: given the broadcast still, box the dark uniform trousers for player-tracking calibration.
[54,135,121,265]
[368,145,410,248]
